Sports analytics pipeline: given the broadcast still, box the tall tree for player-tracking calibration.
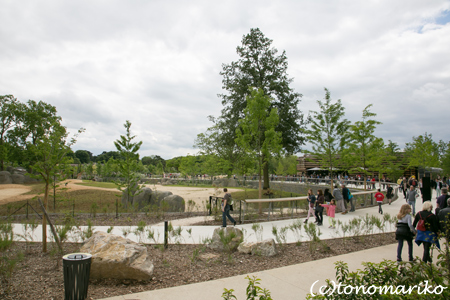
[114,120,143,211]
[343,104,382,190]
[198,28,305,188]
[0,95,20,170]
[441,141,450,176]
[404,132,440,178]
[236,88,282,202]
[305,88,350,189]
[8,100,61,168]
[75,150,92,164]
[30,123,84,252]
[194,115,241,177]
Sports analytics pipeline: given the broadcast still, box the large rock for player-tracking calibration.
[237,239,277,257]
[80,231,154,281]
[12,174,25,184]
[151,191,173,205]
[237,241,256,254]
[252,239,277,257]
[132,187,153,210]
[0,171,12,184]
[121,182,140,208]
[208,227,243,252]
[161,195,185,212]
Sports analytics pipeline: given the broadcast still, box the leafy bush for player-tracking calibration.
[222,276,273,300]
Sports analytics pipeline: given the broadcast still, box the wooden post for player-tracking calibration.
[38,198,63,253]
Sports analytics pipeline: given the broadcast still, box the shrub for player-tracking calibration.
[222,276,273,300]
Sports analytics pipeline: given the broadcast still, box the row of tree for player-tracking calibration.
[193,27,450,196]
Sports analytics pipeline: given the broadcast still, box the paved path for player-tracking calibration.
[11,190,408,244]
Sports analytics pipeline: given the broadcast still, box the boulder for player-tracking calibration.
[161,195,185,212]
[150,191,173,206]
[80,231,154,281]
[252,239,277,257]
[132,187,153,210]
[12,174,25,184]
[120,182,140,208]
[208,227,243,252]
[237,239,277,256]
[0,171,12,184]
[237,241,256,254]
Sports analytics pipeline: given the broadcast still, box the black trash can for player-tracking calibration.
[62,253,92,300]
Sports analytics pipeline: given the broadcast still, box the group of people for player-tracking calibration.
[395,187,450,263]
[304,184,357,228]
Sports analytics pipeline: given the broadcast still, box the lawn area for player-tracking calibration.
[0,188,120,216]
[76,180,117,189]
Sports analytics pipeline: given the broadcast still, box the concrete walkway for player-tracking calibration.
[100,244,438,300]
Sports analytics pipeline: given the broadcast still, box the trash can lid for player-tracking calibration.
[63,253,92,261]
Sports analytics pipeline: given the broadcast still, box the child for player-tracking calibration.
[375,189,385,214]
[321,199,336,228]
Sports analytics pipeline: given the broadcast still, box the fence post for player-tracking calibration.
[164,221,168,249]
[209,196,212,215]
[239,200,242,224]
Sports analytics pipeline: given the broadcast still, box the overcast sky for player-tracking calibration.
[1,0,449,159]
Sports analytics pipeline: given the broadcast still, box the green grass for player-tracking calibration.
[0,188,121,216]
[77,180,117,189]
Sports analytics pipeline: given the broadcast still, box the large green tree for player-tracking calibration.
[30,124,84,252]
[404,132,440,177]
[7,100,61,168]
[0,95,20,170]
[236,88,282,201]
[343,104,382,190]
[197,28,305,188]
[305,88,350,189]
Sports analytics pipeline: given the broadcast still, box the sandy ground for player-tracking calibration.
[0,179,240,209]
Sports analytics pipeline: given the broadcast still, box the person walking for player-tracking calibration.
[342,184,354,212]
[315,189,324,226]
[333,185,347,214]
[386,184,394,205]
[375,189,385,214]
[402,177,408,199]
[438,198,450,240]
[221,188,236,227]
[395,204,416,262]
[406,185,419,215]
[413,201,440,263]
[436,188,449,215]
[436,179,442,198]
[321,199,336,228]
[304,189,316,223]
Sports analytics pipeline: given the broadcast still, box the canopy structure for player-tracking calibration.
[307,167,323,171]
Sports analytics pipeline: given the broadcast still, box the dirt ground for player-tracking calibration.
[1,233,397,300]
[0,180,239,211]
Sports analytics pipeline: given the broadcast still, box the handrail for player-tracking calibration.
[244,190,378,203]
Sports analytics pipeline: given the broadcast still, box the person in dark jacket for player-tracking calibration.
[413,201,440,263]
[395,204,416,262]
[438,197,450,240]
[315,189,325,226]
[342,184,354,212]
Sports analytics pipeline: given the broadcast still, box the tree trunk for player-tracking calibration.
[263,162,270,190]
[42,181,49,253]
